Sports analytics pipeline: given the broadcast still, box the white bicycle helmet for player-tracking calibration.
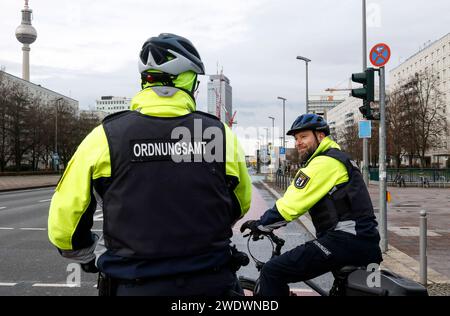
[138,33,205,75]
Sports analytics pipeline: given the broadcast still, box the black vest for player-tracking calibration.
[101,110,234,259]
[309,148,375,236]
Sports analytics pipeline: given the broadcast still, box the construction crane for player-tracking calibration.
[325,77,353,93]
[228,111,237,128]
[213,88,222,119]
[220,103,237,128]
[325,88,352,92]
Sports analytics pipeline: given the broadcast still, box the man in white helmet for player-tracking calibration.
[48,33,251,296]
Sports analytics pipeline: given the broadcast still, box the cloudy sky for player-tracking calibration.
[1,0,449,152]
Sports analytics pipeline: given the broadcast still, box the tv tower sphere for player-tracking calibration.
[15,0,37,45]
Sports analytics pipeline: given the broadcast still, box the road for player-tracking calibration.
[0,188,98,295]
[0,176,333,296]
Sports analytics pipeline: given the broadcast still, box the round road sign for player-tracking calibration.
[370,43,391,67]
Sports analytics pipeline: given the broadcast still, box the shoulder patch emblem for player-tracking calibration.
[294,171,310,189]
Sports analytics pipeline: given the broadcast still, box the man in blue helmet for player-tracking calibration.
[48,34,251,296]
[241,114,382,296]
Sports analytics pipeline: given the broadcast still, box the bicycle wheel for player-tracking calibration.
[238,276,256,296]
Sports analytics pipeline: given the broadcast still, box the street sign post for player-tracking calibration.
[379,66,388,253]
[369,42,390,253]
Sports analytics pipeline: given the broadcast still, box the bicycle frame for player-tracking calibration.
[238,231,328,296]
[238,231,428,296]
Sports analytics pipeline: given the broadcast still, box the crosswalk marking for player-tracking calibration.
[20,228,46,231]
[0,282,97,288]
[32,283,80,288]
[1,227,102,232]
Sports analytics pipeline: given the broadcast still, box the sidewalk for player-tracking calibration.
[261,176,450,295]
[368,184,450,289]
[0,175,60,192]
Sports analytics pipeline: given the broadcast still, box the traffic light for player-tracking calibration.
[352,68,375,120]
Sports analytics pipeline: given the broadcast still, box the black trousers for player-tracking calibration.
[114,269,242,296]
[258,231,383,296]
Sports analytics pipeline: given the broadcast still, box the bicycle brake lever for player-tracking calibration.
[252,233,263,241]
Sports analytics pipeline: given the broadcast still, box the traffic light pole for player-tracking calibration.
[363,138,369,184]
[379,66,388,253]
[362,0,369,186]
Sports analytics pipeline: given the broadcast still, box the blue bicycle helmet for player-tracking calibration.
[287,114,330,136]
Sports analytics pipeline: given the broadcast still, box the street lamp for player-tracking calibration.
[54,97,63,171]
[277,97,287,150]
[263,127,269,147]
[296,56,311,113]
[268,116,275,147]
[268,116,276,174]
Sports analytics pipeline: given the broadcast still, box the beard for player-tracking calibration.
[298,142,319,164]
[298,147,316,164]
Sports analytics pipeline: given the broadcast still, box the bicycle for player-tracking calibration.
[237,230,429,296]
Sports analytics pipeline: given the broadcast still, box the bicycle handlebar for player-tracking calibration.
[243,230,285,257]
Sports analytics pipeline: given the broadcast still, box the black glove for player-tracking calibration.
[80,259,99,273]
[229,245,249,272]
[240,220,263,234]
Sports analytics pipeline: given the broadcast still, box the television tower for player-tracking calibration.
[15,0,37,81]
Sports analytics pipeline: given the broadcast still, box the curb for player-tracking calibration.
[0,185,56,193]
[259,180,450,285]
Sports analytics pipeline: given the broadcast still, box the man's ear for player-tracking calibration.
[316,131,326,142]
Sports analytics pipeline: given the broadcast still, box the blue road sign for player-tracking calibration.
[279,147,286,155]
[359,120,372,138]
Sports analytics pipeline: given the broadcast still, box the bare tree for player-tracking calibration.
[386,89,409,168]
[404,71,447,167]
[338,123,362,162]
[38,110,54,170]
[1,71,100,172]
[0,72,12,171]
[27,96,48,170]
[7,82,32,171]
[54,100,77,168]
[38,101,101,170]
[77,111,101,143]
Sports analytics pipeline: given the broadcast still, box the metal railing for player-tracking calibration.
[369,168,450,187]
[275,172,294,191]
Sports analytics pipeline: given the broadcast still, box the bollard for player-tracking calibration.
[420,210,427,286]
